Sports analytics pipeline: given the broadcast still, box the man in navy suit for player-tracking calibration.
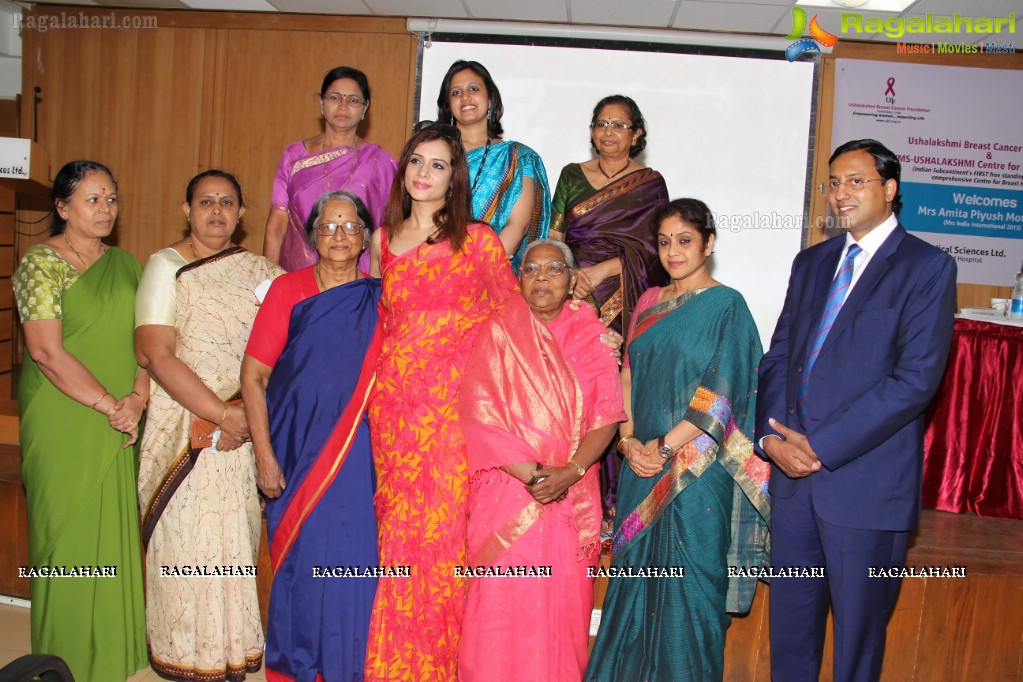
[756,139,956,682]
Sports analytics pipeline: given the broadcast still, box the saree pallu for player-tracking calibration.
[272,141,397,271]
[138,248,281,682]
[264,278,382,682]
[366,224,517,682]
[18,248,147,682]
[586,286,771,682]
[468,140,551,272]
[457,298,621,682]
[556,164,668,338]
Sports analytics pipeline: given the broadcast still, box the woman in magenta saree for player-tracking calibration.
[242,190,381,681]
[457,240,625,682]
[265,66,397,271]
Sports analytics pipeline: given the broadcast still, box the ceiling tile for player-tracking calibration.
[673,1,790,33]
[467,0,568,22]
[90,0,187,7]
[909,0,1022,18]
[570,0,677,28]
[366,0,470,18]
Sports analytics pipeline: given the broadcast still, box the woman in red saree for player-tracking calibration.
[457,240,625,681]
[365,123,518,681]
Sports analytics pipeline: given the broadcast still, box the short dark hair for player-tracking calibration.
[651,198,717,246]
[320,66,370,101]
[384,125,471,253]
[304,190,373,249]
[436,60,504,138]
[50,160,116,236]
[591,94,647,157]
[829,139,902,214]
[185,170,243,207]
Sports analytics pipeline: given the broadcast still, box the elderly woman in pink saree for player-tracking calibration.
[457,239,625,682]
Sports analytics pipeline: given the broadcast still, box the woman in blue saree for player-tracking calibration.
[586,199,771,682]
[436,59,551,272]
[242,190,381,682]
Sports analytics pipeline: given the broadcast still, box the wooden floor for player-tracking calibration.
[720,510,1023,681]
[3,420,1022,681]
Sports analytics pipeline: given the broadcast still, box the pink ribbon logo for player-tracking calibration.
[884,78,896,96]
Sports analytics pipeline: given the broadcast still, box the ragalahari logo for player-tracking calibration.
[785,7,840,61]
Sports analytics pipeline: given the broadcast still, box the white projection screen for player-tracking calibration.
[418,38,818,348]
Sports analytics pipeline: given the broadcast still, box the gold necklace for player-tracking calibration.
[63,232,99,270]
[313,263,325,292]
[187,238,199,261]
[322,139,361,191]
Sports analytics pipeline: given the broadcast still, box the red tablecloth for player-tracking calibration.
[922,318,1023,519]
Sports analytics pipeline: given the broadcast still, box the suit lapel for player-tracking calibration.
[819,226,906,356]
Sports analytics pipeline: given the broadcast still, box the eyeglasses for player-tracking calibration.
[322,93,366,108]
[590,120,634,131]
[819,177,885,194]
[414,120,462,141]
[316,222,364,237]
[520,260,569,278]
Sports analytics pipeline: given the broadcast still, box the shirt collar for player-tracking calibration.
[845,212,898,258]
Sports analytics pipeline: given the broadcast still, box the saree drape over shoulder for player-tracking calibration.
[585,286,771,682]
[271,140,398,271]
[553,163,668,337]
[366,224,517,682]
[457,298,625,682]
[15,246,147,682]
[258,276,382,682]
[467,140,551,272]
[137,247,282,682]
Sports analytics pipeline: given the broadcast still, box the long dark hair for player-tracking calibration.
[436,60,504,139]
[384,125,471,252]
[50,160,116,236]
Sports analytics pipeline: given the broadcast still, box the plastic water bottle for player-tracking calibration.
[1011,262,1023,320]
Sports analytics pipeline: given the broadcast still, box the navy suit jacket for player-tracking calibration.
[756,225,956,531]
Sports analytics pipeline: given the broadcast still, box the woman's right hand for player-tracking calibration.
[217,404,250,452]
[623,438,664,478]
[256,452,287,499]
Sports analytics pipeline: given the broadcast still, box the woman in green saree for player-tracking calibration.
[586,199,771,682]
[14,160,149,681]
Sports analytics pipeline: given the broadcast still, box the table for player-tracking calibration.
[922,318,1023,519]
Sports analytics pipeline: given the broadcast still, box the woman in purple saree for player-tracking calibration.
[264,66,397,272]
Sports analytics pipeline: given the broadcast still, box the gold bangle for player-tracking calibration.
[568,460,586,477]
[616,435,636,455]
[89,391,110,410]
[217,403,229,425]
[131,391,148,408]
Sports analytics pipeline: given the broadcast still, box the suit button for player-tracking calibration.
[797,365,803,372]
[788,407,794,414]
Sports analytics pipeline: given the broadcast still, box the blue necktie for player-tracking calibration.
[796,243,862,427]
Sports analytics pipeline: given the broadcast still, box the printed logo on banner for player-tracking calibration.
[784,8,840,62]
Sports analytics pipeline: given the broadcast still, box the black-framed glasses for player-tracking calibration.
[819,177,885,194]
[322,93,366,108]
[414,120,462,141]
[520,260,569,278]
[316,221,364,237]
[590,120,634,131]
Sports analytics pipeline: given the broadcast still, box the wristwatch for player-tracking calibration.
[657,436,675,459]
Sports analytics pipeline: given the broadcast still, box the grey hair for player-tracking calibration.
[521,238,577,270]
[304,189,373,249]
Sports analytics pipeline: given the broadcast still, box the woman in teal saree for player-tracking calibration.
[15,161,148,682]
[586,199,771,682]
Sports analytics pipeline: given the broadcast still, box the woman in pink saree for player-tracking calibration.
[457,239,625,681]
[264,66,397,271]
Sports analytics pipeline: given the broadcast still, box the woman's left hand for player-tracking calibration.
[572,265,601,300]
[527,464,581,504]
[600,330,623,363]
